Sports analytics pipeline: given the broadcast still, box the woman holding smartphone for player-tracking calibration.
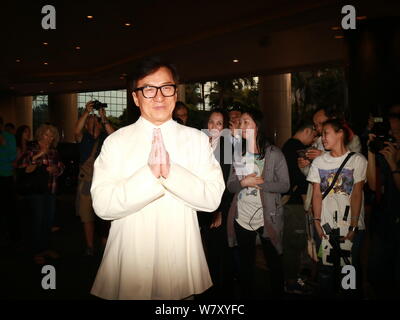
[227,108,290,299]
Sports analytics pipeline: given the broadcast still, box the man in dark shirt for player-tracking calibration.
[281,120,316,294]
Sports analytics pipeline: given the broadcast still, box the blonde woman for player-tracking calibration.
[18,124,64,264]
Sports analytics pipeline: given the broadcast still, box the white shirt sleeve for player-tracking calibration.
[352,153,367,184]
[161,133,225,212]
[307,160,321,184]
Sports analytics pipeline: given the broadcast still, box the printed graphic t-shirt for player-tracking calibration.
[236,152,265,231]
[307,151,367,231]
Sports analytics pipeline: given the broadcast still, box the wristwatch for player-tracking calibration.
[348,225,358,232]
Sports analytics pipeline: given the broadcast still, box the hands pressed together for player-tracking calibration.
[148,128,170,179]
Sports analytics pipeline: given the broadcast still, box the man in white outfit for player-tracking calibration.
[90,58,225,300]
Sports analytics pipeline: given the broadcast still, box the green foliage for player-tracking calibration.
[208,78,259,109]
[291,67,346,133]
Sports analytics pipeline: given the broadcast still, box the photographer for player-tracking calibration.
[366,112,400,297]
[74,100,114,256]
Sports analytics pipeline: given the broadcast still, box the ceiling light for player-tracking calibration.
[75,46,81,50]
[233,59,239,63]
[124,22,132,27]
[16,58,21,63]
[43,62,48,65]
[43,42,48,46]
[87,15,94,19]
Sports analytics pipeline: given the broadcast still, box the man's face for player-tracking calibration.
[303,127,316,145]
[175,107,188,125]
[313,110,328,136]
[229,111,241,135]
[132,67,177,126]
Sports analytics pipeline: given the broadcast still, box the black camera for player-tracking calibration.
[92,100,108,110]
[369,117,395,153]
[369,134,395,153]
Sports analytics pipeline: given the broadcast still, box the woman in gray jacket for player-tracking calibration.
[227,108,290,299]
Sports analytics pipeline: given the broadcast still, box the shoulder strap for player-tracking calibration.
[322,152,355,200]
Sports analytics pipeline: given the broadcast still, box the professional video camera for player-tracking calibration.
[92,100,108,110]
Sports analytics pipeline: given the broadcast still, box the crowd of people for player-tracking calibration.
[0,57,399,300]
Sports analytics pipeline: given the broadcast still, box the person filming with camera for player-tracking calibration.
[74,100,114,256]
[366,111,400,297]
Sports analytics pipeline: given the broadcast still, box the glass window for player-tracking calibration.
[78,89,127,118]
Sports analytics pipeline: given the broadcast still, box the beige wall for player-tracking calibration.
[0,95,32,129]
[258,74,292,148]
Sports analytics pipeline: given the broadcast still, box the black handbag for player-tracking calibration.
[16,165,50,195]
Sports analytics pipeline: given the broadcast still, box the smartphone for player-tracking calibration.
[296,149,308,159]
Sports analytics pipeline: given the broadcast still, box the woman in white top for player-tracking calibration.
[307,118,367,296]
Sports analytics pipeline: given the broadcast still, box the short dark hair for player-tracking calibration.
[322,118,350,145]
[174,101,188,112]
[132,57,179,89]
[314,106,340,120]
[295,120,314,133]
[226,105,243,113]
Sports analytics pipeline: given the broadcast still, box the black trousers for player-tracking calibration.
[0,176,19,245]
[234,220,284,299]
[199,212,236,299]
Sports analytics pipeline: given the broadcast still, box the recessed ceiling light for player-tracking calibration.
[16,58,21,63]
[233,59,239,63]
[124,22,132,27]
[43,42,48,46]
[75,46,81,50]
[43,62,48,65]
[356,16,367,20]
[334,35,344,39]
[331,26,341,31]
[87,15,94,19]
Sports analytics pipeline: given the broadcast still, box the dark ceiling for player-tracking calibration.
[1,0,399,96]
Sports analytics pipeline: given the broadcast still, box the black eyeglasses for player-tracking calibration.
[134,84,177,99]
